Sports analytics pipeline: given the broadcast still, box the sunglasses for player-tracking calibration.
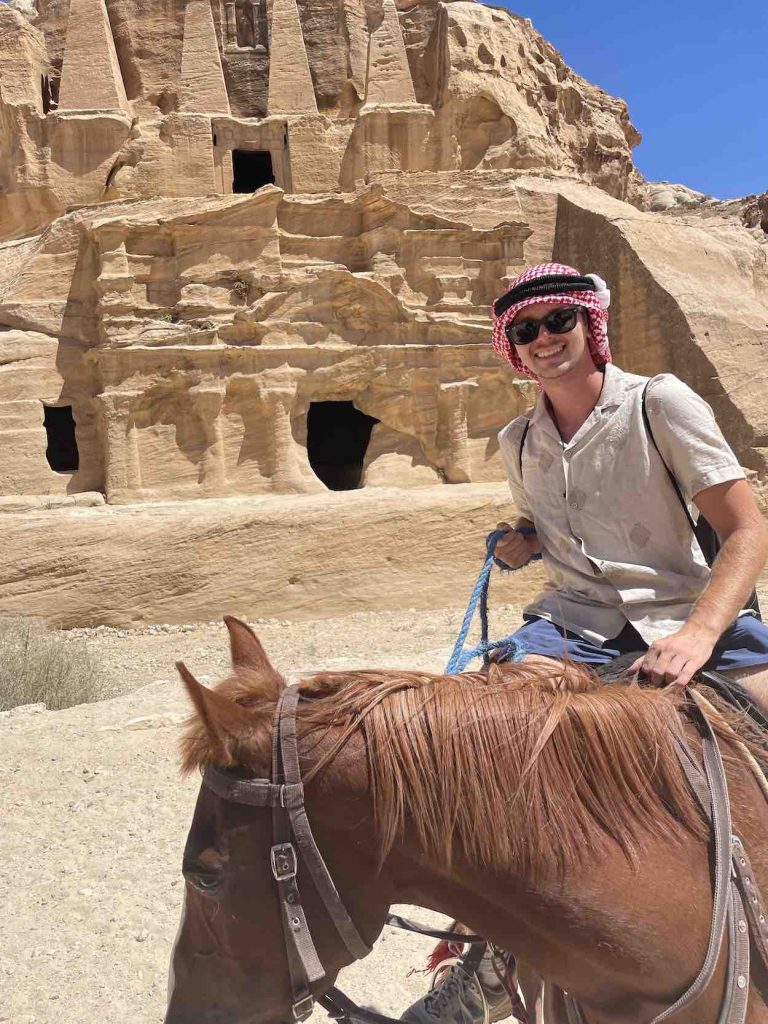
[505,306,581,347]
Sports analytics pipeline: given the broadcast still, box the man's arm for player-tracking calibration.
[632,479,768,686]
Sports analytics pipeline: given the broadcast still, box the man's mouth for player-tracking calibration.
[533,342,566,360]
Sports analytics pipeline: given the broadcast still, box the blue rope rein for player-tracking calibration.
[444,528,541,674]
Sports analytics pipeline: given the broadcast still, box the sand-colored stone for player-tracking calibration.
[0,0,650,244]
[364,0,417,106]
[1,0,767,631]
[0,183,534,504]
[58,0,129,112]
[179,0,230,115]
[0,484,543,627]
[267,0,317,115]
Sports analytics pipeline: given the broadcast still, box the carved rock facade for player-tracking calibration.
[1,0,767,515]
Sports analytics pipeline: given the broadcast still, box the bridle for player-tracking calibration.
[200,683,768,1024]
[202,684,482,1024]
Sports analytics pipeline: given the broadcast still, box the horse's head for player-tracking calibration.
[164,618,391,1024]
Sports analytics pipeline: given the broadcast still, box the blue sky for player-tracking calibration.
[505,1,767,199]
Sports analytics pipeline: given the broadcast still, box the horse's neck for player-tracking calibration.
[387,828,726,1021]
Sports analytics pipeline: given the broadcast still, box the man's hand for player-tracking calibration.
[494,521,540,570]
[629,625,719,688]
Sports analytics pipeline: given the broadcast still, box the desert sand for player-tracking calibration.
[1,602,526,1024]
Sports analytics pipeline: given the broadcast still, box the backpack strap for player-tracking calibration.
[641,379,697,533]
[518,419,531,477]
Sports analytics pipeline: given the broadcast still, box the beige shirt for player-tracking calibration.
[498,364,746,644]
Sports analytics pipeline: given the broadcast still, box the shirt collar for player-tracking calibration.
[530,363,628,425]
[595,363,627,412]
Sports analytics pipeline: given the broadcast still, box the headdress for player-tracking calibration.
[491,262,612,381]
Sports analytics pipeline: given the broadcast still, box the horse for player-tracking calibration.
[164,617,768,1024]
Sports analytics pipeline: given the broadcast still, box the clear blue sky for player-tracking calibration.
[504,0,767,200]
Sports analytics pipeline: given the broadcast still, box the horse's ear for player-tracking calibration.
[177,661,252,766]
[224,616,283,687]
[488,663,505,685]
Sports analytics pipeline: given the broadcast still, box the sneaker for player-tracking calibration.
[401,947,514,1024]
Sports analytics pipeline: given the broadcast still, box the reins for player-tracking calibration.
[444,530,530,673]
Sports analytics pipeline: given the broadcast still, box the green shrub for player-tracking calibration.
[0,617,105,711]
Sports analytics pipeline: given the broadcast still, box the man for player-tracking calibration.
[401,262,768,1024]
[492,261,768,701]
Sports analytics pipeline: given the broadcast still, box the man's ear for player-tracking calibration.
[224,616,284,695]
[177,661,252,766]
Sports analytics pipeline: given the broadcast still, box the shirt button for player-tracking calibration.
[569,499,579,509]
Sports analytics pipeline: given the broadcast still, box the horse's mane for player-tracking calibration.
[181,657,724,879]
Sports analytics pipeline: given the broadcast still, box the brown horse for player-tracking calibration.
[165,617,768,1024]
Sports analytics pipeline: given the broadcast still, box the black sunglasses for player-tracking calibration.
[505,306,582,347]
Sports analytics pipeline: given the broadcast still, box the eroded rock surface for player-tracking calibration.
[0,0,766,631]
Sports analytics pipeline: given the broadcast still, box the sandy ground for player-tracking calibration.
[0,604,524,1024]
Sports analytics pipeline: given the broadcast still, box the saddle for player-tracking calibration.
[595,652,768,733]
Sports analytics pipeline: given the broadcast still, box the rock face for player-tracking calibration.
[0,0,644,244]
[0,0,767,631]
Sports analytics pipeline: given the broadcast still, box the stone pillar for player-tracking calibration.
[180,0,231,114]
[224,1,237,44]
[262,387,322,493]
[267,0,317,115]
[363,0,416,107]
[94,238,136,346]
[191,387,227,494]
[58,0,129,112]
[438,381,477,484]
[98,391,143,503]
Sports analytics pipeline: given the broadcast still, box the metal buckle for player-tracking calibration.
[271,842,297,882]
[292,995,314,1021]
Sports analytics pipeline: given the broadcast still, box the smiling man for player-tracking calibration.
[491,261,768,701]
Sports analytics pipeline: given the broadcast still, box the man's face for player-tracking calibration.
[509,302,593,380]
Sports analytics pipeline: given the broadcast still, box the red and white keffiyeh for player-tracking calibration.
[491,262,612,382]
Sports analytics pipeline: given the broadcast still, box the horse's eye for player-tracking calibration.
[186,871,221,893]
[195,876,222,892]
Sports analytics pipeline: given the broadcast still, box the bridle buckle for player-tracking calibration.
[292,995,314,1021]
[271,841,298,882]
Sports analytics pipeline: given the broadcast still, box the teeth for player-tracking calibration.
[534,344,565,358]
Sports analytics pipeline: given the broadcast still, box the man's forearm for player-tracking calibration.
[686,523,768,639]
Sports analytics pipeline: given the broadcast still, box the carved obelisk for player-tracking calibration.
[58,0,129,111]
[364,0,417,106]
[267,0,318,115]
[180,0,231,114]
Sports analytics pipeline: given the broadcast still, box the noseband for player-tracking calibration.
[201,684,768,1024]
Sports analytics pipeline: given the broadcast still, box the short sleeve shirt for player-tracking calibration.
[497,364,746,644]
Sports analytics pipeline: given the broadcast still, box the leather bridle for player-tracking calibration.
[200,683,768,1024]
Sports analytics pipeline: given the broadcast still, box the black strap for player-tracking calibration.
[385,914,485,944]
[518,419,531,477]
[493,274,597,318]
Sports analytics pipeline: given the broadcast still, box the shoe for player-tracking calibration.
[400,946,514,1024]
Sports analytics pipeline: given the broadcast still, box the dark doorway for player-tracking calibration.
[43,405,79,473]
[232,150,275,193]
[307,401,379,491]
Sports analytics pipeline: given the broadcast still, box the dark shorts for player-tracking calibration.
[513,614,768,673]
